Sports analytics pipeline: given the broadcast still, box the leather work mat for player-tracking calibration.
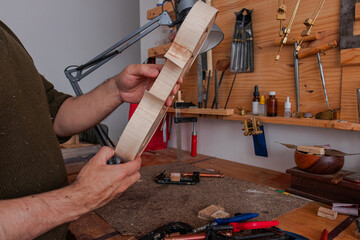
[96,161,308,237]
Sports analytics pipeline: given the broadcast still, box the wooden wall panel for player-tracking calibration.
[180,0,347,120]
[340,66,360,123]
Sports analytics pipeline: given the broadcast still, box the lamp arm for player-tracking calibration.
[64,11,173,95]
[63,11,172,148]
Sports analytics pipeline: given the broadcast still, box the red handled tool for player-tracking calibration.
[191,122,197,156]
[320,227,328,240]
[229,221,279,232]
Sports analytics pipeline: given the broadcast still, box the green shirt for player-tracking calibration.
[0,20,71,239]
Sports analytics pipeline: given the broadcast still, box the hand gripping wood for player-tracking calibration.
[115,1,219,161]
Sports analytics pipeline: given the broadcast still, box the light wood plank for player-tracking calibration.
[341,48,360,66]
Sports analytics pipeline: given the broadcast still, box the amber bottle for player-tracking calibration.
[267,91,277,117]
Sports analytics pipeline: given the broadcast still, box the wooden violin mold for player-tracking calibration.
[115,1,219,162]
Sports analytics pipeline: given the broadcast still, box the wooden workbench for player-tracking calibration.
[65,148,357,240]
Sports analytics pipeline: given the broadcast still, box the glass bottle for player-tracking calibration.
[252,85,260,115]
[267,91,277,117]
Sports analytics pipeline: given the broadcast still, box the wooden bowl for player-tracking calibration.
[294,150,344,175]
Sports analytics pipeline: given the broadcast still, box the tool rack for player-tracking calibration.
[147,0,360,132]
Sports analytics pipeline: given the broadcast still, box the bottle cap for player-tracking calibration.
[285,96,291,108]
[269,91,276,96]
[260,95,265,104]
[253,85,259,96]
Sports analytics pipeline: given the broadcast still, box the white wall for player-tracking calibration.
[0,0,140,142]
[140,0,360,173]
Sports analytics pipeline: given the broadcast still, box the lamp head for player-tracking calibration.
[176,0,224,53]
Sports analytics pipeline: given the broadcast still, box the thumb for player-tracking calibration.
[137,64,162,78]
[93,146,115,165]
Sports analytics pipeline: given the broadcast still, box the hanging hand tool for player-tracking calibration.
[230,9,254,72]
[274,32,319,45]
[174,101,198,158]
[317,52,329,109]
[204,70,212,109]
[197,57,204,109]
[224,73,237,110]
[297,40,338,119]
[193,213,259,233]
[214,69,220,109]
[275,0,301,61]
[277,0,287,36]
[296,0,326,52]
[293,42,301,117]
[243,118,268,157]
[191,121,197,157]
[211,59,230,109]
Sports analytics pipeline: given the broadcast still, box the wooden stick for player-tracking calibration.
[273,32,319,45]
[297,40,337,59]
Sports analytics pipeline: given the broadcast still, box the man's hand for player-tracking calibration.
[113,64,182,107]
[0,147,141,240]
[73,147,141,210]
[54,63,183,137]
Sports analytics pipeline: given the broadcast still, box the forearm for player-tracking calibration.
[54,78,121,137]
[0,184,91,240]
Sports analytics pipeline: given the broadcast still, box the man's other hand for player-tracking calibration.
[113,64,182,106]
[72,147,141,211]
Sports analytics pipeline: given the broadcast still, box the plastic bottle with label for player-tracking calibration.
[258,95,266,116]
[284,96,291,118]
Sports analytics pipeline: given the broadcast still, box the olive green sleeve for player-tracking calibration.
[41,75,72,143]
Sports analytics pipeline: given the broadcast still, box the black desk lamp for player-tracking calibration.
[64,0,224,147]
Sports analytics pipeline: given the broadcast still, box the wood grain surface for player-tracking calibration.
[179,0,346,120]
[67,148,357,240]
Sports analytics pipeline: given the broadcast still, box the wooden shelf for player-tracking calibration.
[167,107,234,116]
[227,115,360,131]
[167,110,360,131]
[147,1,175,20]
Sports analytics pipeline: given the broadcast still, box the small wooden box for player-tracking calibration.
[286,167,360,205]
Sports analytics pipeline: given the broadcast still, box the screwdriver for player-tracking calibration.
[193,213,259,233]
[191,121,197,157]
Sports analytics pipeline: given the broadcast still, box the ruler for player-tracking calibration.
[328,215,357,240]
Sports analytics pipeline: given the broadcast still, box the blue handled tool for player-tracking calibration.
[213,213,259,225]
[193,213,259,233]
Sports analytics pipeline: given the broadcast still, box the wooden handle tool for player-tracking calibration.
[297,40,338,59]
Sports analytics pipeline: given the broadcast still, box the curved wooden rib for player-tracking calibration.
[115,1,219,161]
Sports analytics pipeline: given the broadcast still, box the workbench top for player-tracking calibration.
[64,148,357,240]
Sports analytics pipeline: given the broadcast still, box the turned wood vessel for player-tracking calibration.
[294,150,344,174]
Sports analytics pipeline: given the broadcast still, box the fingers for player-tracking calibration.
[118,156,142,176]
[171,83,181,95]
[92,147,115,165]
[127,64,163,78]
